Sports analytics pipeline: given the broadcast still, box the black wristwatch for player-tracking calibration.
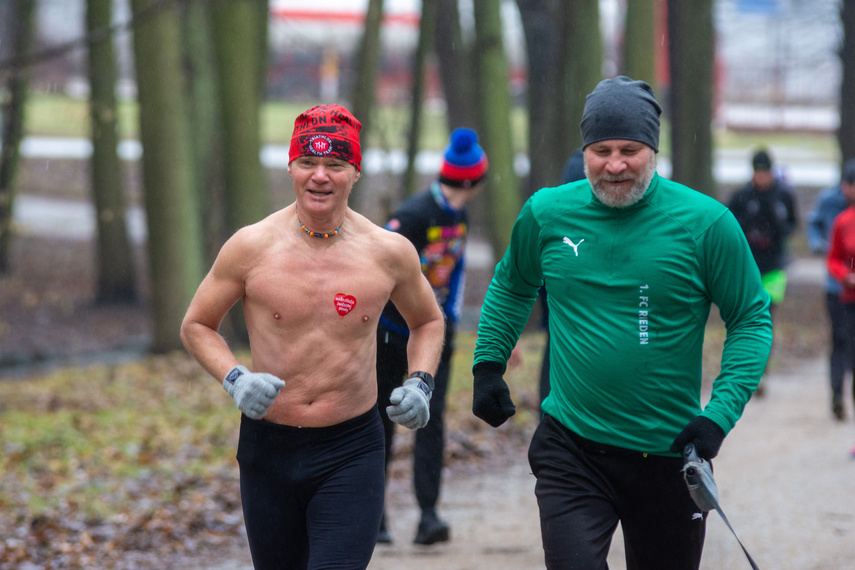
[408,371,434,396]
[224,366,244,389]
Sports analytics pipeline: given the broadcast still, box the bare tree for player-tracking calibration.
[131,0,204,352]
[350,0,384,134]
[0,0,36,274]
[435,0,476,132]
[180,0,224,264]
[210,0,269,233]
[557,0,602,159]
[403,0,437,197]
[473,0,520,256]
[517,0,602,195]
[87,0,137,302]
[516,0,561,197]
[667,0,715,197]
[623,0,657,88]
[840,0,855,164]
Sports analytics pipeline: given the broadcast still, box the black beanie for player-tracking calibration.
[580,76,662,152]
[752,149,772,172]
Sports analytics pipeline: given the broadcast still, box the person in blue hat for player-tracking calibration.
[375,128,488,545]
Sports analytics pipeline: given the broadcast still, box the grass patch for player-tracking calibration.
[447,330,546,425]
[23,91,532,153]
[23,92,139,140]
[714,128,839,157]
[0,352,240,518]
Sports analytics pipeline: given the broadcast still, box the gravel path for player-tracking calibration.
[210,356,855,570]
[697,357,855,570]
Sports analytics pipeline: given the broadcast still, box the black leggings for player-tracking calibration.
[236,407,385,570]
[376,322,454,511]
[831,293,855,400]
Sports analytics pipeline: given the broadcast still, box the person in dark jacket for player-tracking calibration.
[376,128,487,545]
[727,148,798,395]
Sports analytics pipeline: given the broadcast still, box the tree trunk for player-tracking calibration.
[181,0,225,263]
[623,0,657,88]
[131,0,204,353]
[516,0,561,196]
[667,0,715,197]
[839,0,855,164]
[558,0,602,158]
[256,0,270,102]
[473,0,521,257]
[350,0,384,134]
[209,0,269,346]
[435,0,476,132]
[0,0,35,274]
[403,0,437,197]
[87,0,138,303]
[210,0,269,233]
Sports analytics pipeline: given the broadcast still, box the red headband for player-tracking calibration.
[288,104,362,171]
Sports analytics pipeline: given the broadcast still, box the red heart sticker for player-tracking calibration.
[334,293,356,317]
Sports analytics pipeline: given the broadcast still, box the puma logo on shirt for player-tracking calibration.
[563,237,584,256]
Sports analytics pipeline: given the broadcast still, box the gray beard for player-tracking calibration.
[586,155,657,208]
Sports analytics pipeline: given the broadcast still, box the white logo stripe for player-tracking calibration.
[563,237,584,256]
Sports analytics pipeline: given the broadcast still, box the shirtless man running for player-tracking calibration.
[180,104,445,570]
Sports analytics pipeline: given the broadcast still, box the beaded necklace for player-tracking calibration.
[297,214,342,238]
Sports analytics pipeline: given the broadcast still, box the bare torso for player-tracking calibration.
[237,208,407,426]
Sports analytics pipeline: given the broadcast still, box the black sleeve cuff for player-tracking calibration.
[473,360,507,376]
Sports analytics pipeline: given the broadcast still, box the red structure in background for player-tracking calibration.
[267,4,440,104]
[269,7,420,27]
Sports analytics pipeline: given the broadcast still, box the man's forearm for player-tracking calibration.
[405,317,445,376]
[180,321,239,383]
[474,281,537,366]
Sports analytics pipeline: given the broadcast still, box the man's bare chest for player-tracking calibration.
[244,247,395,325]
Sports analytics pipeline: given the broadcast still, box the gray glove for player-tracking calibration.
[223,365,285,419]
[386,377,431,430]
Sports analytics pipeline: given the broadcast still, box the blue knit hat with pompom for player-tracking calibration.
[439,128,488,188]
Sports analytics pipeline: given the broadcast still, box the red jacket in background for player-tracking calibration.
[827,206,855,303]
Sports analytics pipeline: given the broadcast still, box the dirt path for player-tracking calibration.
[208,356,855,570]
[697,357,855,570]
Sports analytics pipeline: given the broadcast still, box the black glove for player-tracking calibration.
[472,361,516,427]
[670,416,726,460]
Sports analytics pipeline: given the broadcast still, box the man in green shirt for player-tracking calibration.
[471,76,772,569]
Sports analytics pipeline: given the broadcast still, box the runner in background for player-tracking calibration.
[727,148,799,396]
[376,128,487,545]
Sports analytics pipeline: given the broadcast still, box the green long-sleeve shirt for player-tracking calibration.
[474,173,772,456]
